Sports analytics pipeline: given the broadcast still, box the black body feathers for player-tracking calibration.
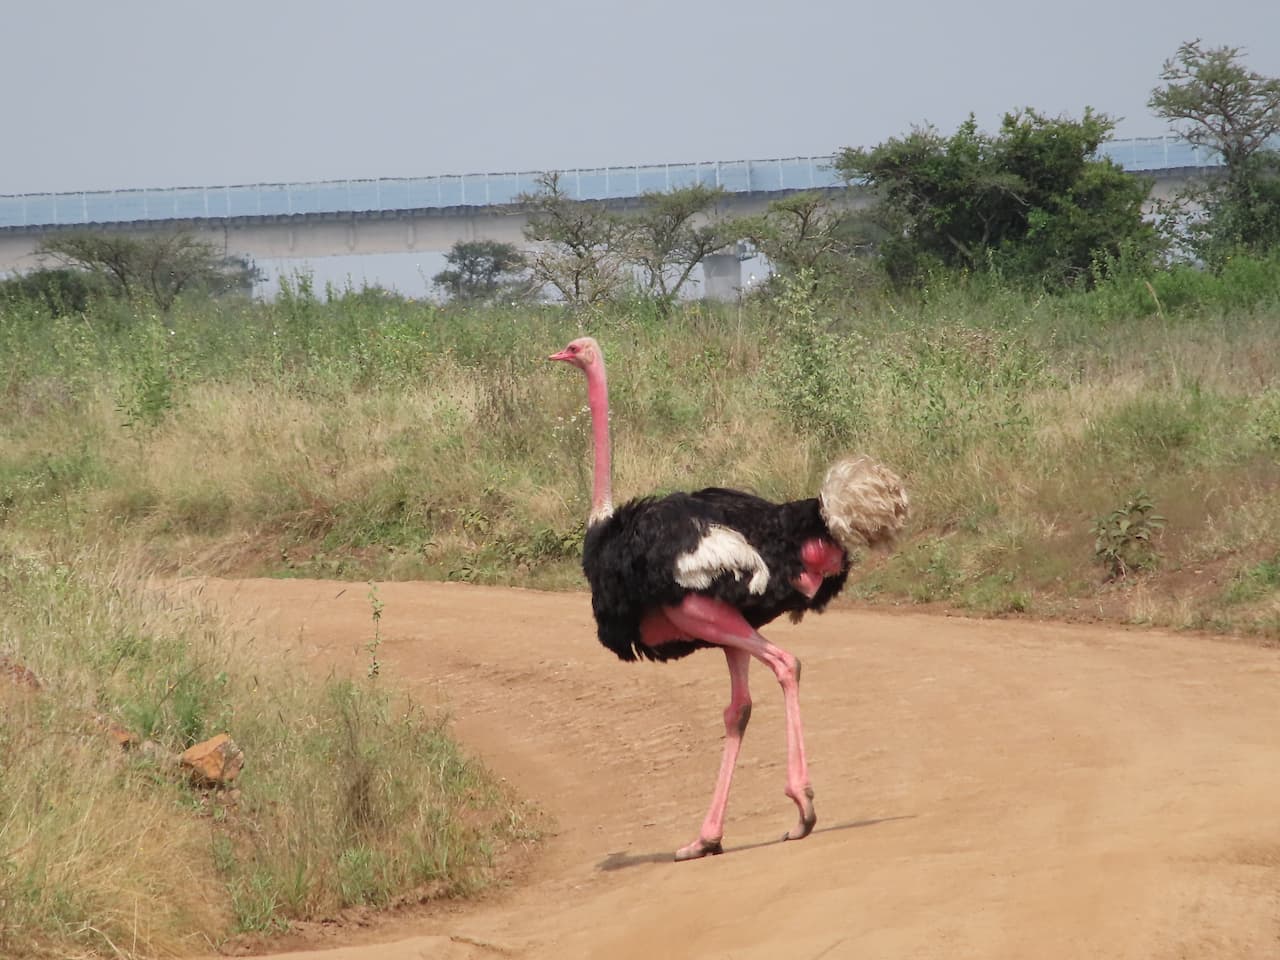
[582,488,849,662]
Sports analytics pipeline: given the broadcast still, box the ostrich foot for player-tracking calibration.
[674,837,724,861]
[783,785,817,841]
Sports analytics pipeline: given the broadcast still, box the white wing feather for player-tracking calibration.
[673,525,770,595]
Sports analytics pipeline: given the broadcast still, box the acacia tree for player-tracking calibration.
[1149,40,1280,263]
[432,239,532,303]
[1150,40,1280,174]
[38,230,257,310]
[835,110,1156,288]
[518,172,626,304]
[736,192,870,290]
[620,183,736,305]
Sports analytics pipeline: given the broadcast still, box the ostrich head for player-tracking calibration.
[548,336,602,370]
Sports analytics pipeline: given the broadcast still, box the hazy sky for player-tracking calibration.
[8,0,1280,196]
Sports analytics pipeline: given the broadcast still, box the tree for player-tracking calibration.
[834,110,1156,288]
[737,192,868,282]
[1150,40,1280,175]
[519,173,626,305]
[1149,40,1280,263]
[432,239,532,303]
[619,184,736,305]
[38,230,259,311]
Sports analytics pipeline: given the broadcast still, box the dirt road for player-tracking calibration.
[195,579,1280,959]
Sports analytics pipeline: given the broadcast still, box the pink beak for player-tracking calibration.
[548,349,574,362]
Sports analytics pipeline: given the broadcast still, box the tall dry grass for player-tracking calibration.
[4,267,1280,627]
[0,547,536,958]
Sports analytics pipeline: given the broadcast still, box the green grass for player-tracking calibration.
[1223,553,1280,605]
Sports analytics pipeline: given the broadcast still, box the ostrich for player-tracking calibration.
[549,336,908,861]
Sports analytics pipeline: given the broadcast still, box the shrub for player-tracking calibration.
[0,267,104,316]
[1092,491,1166,580]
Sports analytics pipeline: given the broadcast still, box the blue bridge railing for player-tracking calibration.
[0,136,1226,231]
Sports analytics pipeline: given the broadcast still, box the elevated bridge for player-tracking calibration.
[0,136,1225,294]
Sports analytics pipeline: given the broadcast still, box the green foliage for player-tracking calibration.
[764,270,858,442]
[365,583,384,679]
[1248,387,1280,450]
[1092,491,1167,580]
[0,447,105,524]
[966,572,1032,616]
[38,230,260,311]
[876,319,1047,462]
[519,172,626,304]
[1149,39,1280,174]
[109,318,186,430]
[0,267,105,317]
[1081,244,1280,321]
[892,539,962,603]
[835,109,1158,289]
[621,183,737,305]
[1150,41,1280,265]
[226,868,288,933]
[432,240,532,304]
[1222,553,1280,604]
[1098,394,1200,459]
[738,192,872,290]
[517,177,850,306]
[117,358,179,430]
[1166,156,1280,266]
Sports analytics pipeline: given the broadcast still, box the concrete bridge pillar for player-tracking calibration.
[702,252,741,301]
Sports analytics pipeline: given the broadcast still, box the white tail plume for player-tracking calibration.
[819,456,910,554]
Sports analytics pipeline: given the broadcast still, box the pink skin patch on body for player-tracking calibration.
[792,537,846,598]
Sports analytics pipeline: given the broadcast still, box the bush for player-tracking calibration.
[0,267,104,316]
[1092,491,1166,580]
[835,109,1158,290]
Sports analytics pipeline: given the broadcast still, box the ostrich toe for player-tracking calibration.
[783,785,817,841]
[674,837,724,861]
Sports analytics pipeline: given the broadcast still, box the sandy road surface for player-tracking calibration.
[192,578,1280,960]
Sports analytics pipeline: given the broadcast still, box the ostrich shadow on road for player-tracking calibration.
[596,815,916,871]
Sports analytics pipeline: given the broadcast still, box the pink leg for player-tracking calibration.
[674,647,752,861]
[662,595,816,857]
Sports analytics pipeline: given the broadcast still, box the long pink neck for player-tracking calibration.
[583,357,614,525]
